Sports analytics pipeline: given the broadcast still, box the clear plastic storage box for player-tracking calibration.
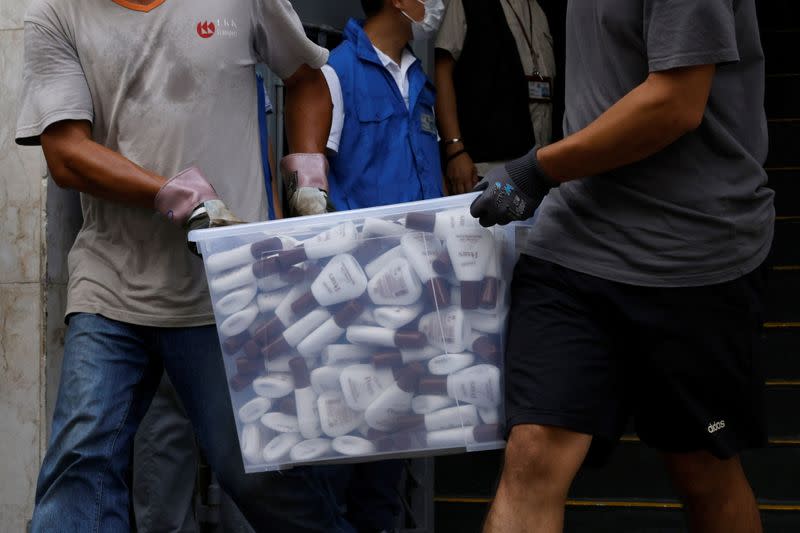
[189,194,521,472]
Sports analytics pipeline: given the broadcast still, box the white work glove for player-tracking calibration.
[154,166,243,255]
[281,153,336,217]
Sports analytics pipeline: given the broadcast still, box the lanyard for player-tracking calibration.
[502,0,540,74]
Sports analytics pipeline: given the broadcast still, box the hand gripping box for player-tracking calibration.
[189,194,522,472]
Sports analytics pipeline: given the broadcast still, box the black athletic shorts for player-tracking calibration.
[505,255,768,464]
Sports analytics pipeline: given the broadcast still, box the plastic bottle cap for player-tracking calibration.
[250,237,283,258]
[425,278,451,307]
[375,431,413,452]
[472,335,500,363]
[395,362,425,393]
[432,251,452,275]
[418,376,448,396]
[236,357,263,376]
[278,396,297,415]
[230,374,253,392]
[473,424,502,443]
[264,335,292,360]
[252,255,280,278]
[243,340,263,360]
[291,291,318,316]
[460,280,482,310]
[394,330,428,350]
[289,356,311,389]
[372,350,403,368]
[222,330,250,355]
[395,414,425,431]
[255,316,285,345]
[404,212,437,233]
[352,240,391,265]
[280,265,307,283]
[333,300,365,328]
[277,246,308,269]
[480,277,499,309]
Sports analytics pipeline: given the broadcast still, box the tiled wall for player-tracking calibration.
[0,0,81,530]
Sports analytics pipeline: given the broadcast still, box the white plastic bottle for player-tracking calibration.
[238,397,272,424]
[332,435,377,456]
[396,404,480,432]
[278,221,360,268]
[412,395,456,414]
[263,308,331,359]
[372,346,441,368]
[310,365,347,395]
[418,307,472,353]
[400,233,450,306]
[256,286,291,313]
[240,423,264,465]
[362,217,407,237]
[364,364,424,432]
[290,438,333,462]
[445,227,494,309]
[291,254,369,315]
[259,282,311,340]
[405,207,479,240]
[338,364,396,411]
[215,284,257,316]
[252,373,295,399]
[373,302,425,329]
[290,357,322,439]
[206,235,298,275]
[364,245,405,278]
[321,344,375,366]
[346,325,428,349]
[317,391,364,437]
[468,309,509,335]
[260,412,300,434]
[428,352,475,375]
[425,424,501,448]
[480,238,501,310]
[296,300,364,357]
[418,364,502,408]
[262,432,303,463]
[367,258,423,306]
[219,303,259,338]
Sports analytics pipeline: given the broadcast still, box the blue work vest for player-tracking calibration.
[328,19,443,210]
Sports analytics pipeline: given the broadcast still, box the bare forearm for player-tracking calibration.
[539,66,714,182]
[284,64,332,154]
[41,121,165,208]
[434,52,462,144]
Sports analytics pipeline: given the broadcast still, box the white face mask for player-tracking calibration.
[402,0,445,41]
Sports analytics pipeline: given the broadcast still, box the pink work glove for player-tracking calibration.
[281,153,336,217]
[155,166,243,254]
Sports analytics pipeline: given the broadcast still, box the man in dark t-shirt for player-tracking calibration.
[470,0,774,531]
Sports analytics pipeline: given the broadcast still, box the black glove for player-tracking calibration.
[469,146,556,227]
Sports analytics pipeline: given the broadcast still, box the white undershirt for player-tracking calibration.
[321,46,418,153]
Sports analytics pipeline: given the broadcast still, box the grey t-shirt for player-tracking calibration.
[523,0,775,287]
[16,0,327,326]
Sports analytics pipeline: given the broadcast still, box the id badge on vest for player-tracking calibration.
[527,74,552,102]
[420,112,438,137]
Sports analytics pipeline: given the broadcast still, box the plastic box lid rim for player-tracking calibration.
[189,193,485,242]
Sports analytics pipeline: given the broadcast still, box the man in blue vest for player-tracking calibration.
[320,0,445,210]
[288,1,444,530]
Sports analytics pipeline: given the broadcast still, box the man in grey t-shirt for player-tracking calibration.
[15,0,345,531]
[470,0,773,531]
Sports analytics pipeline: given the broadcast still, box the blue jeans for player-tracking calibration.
[30,313,355,533]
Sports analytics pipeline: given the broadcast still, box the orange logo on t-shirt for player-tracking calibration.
[197,21,215,38]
